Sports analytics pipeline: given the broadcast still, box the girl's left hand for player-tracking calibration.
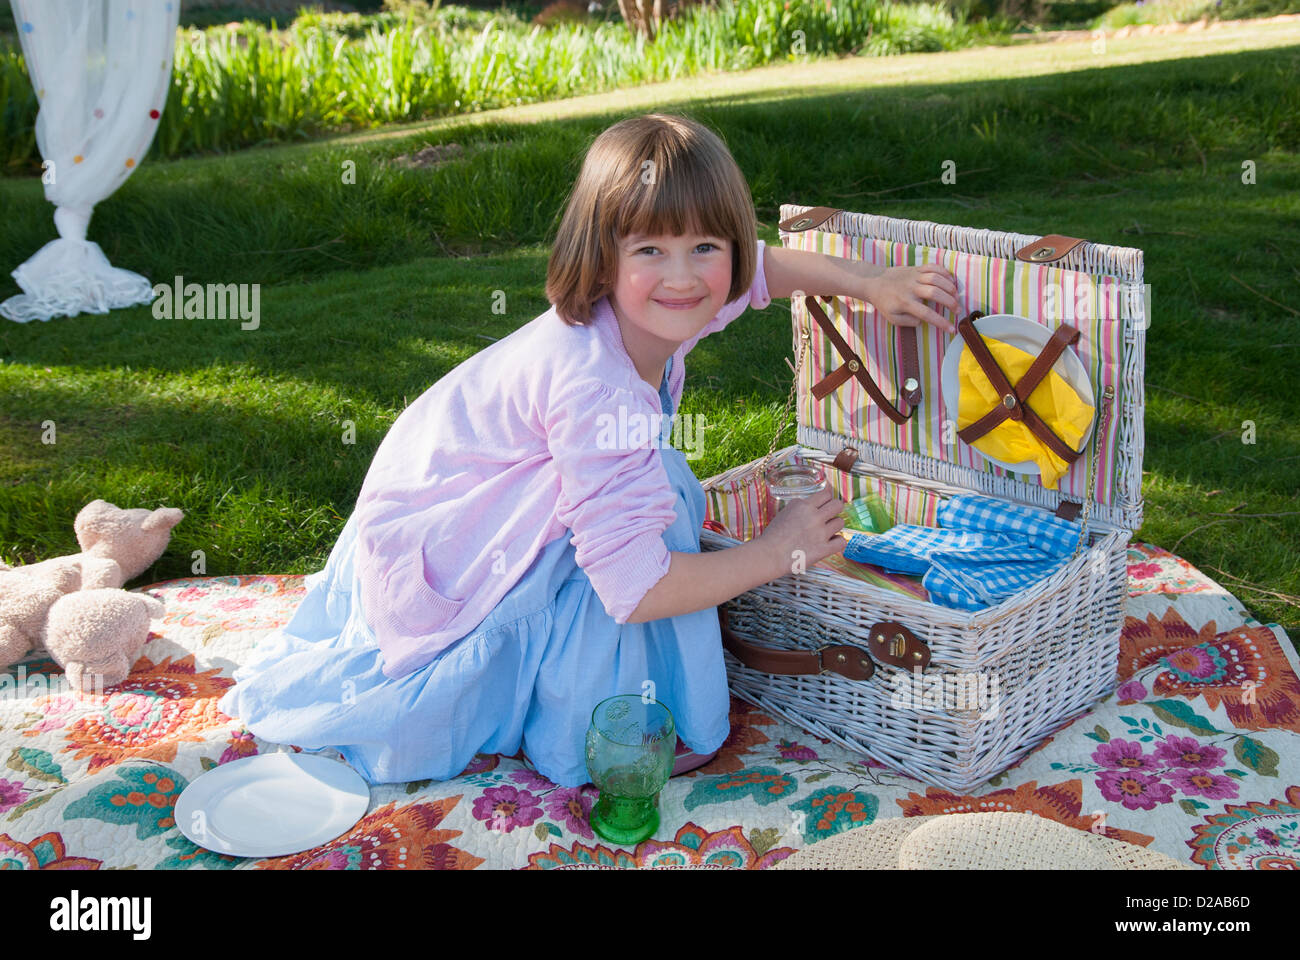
[864,265,960,334]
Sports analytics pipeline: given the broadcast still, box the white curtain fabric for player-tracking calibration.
[1,0,180,323]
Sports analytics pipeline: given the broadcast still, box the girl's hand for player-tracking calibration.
[757,489,848,578]
[863,265,960,335]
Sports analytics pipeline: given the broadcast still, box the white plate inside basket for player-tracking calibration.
[174,751,371,858]
[941,313,1095,476]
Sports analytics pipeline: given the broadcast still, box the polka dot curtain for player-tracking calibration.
[1,0,181,323]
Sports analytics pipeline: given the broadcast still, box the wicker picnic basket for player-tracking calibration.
[699,203,1147,792]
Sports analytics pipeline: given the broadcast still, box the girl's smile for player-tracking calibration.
[653,296,705,309]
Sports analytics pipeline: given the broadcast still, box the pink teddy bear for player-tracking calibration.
[0,500,183,693]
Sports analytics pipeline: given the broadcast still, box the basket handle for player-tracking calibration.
[717,607,933,679]
[718,606,875,680]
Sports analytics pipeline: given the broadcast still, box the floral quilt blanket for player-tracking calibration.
[2,543,1296,870]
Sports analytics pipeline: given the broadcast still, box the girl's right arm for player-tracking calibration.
[627,490,847,624]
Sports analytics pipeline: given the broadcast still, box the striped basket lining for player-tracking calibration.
[702,444,943,543]
[779,205,1146,534]
[701,445,937,601]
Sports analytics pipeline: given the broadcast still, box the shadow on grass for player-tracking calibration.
[1,44,1297,287]
[1,42,1297,630]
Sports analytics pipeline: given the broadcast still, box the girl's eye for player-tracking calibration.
[636,243,719,254]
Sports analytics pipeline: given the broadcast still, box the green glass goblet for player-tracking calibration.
[584,695,676,845]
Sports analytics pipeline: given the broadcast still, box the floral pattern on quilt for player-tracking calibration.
[1,544,1296,870]
[1119,609,1300,731]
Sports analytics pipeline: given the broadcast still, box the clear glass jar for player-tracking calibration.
[762,457,828,528]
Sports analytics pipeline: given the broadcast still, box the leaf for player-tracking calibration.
[6,748,66,785]
[1139,718,1150,729]
[1178,799,1208,814]
[199,756,217,772]
[6,787,61,821]
[534,823,550,842]
[1119,716,1138,727]
[1148,700,1220,736]
[1139,736,1153,742]
[749,827,782,857]
[1234,737,1279,777]
[545,821,562,838]
[1224,769,1248,779]
[988,773,1007,786]
[13,711,43,732]
[1093,725,1111,743]
[805,771,831,784]
[1152,723,1163,736]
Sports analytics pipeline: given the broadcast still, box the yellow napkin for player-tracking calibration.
[956,337,1095,489]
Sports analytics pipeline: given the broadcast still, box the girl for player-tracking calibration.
[218,113,958,788]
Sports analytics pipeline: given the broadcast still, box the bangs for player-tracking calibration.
[610,140,747,247]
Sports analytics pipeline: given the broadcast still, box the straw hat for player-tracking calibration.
[773,813,1191,870]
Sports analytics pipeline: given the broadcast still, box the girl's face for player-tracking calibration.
[608,229,733,359]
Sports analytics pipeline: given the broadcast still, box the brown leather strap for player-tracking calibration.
[898,329,922,407]
[776,208,923,412]
[1022,399,1085,463]
[832,445,859,473]
[718,607,875,682]
[1017,323,1081,405]
[957,400,1013,446]
[1014,234,1087,264]
[954,312,1019,445]
[1055,501,1082,522]
[805,296,919,426]
[954,313,1087,464]
[778,206,842,233]
[956,312,1021,422]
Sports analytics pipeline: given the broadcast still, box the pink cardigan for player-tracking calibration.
[355,239,771,678]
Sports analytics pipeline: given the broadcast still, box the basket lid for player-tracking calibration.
[778,203,1146,532]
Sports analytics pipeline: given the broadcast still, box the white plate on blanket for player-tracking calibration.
[941,313,1095,476]
[175,752,371,858]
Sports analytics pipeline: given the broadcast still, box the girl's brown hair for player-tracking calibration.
[546,113,758,326]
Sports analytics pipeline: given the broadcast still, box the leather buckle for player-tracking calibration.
[1013,234,1087,265]
[867,621,931,670]
[778,206,843,233]
[817,644,875,681]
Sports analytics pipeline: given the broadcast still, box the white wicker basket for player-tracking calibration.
[699,204,1146,792]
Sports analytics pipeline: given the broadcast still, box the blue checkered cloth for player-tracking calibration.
[843,495,1082,611]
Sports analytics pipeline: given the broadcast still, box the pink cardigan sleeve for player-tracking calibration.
[544,379,680,624]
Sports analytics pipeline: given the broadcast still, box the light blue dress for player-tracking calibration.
[217,358,731,787]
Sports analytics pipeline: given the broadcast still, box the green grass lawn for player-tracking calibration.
[1,20,1297,641]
